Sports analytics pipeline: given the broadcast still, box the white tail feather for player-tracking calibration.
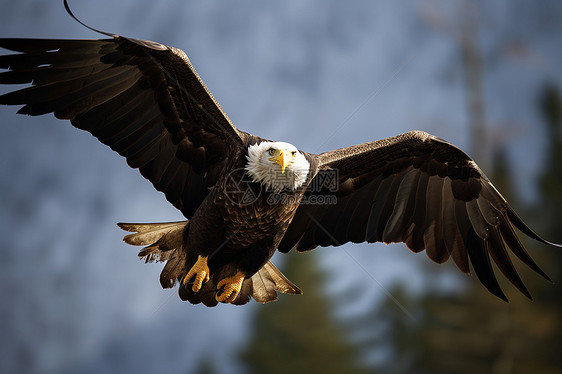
[247,261,302,304]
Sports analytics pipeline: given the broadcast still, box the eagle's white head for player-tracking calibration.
[245,141,310,193]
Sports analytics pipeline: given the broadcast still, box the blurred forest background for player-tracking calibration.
[1,1,561,374]
[237,85,562,374]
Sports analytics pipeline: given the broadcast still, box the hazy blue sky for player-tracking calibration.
[1,1,561,373]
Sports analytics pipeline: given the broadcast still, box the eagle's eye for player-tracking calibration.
[268,148,275,156]
[291,151,297,156]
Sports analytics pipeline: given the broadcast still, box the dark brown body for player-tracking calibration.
[173,148,317,305]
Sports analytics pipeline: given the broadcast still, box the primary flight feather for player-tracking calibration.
[0,3,559,306]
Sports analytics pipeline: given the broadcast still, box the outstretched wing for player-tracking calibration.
[279,130,560,301]
[0,36,247,218]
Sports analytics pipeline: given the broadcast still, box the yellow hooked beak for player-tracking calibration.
[269,149,292,174]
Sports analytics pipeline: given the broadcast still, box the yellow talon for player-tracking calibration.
[216,271,245,303]
[183,255,210,292]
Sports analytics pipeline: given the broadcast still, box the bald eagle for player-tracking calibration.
[0,4,559,306]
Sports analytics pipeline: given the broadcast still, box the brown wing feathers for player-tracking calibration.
[0,37,243,218]
[279,131,558,301]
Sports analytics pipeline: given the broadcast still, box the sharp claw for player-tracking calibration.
[183,255,210,292]
[216,271,245,303]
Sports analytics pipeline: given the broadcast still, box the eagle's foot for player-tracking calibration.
[216,271,245,303]
[183,255,210,292]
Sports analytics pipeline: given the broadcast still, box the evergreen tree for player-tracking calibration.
[352,85,562,374]
[192,357,216,374]
[238,250,368,374]
[532,83,562,364]
[538,84,562,245]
